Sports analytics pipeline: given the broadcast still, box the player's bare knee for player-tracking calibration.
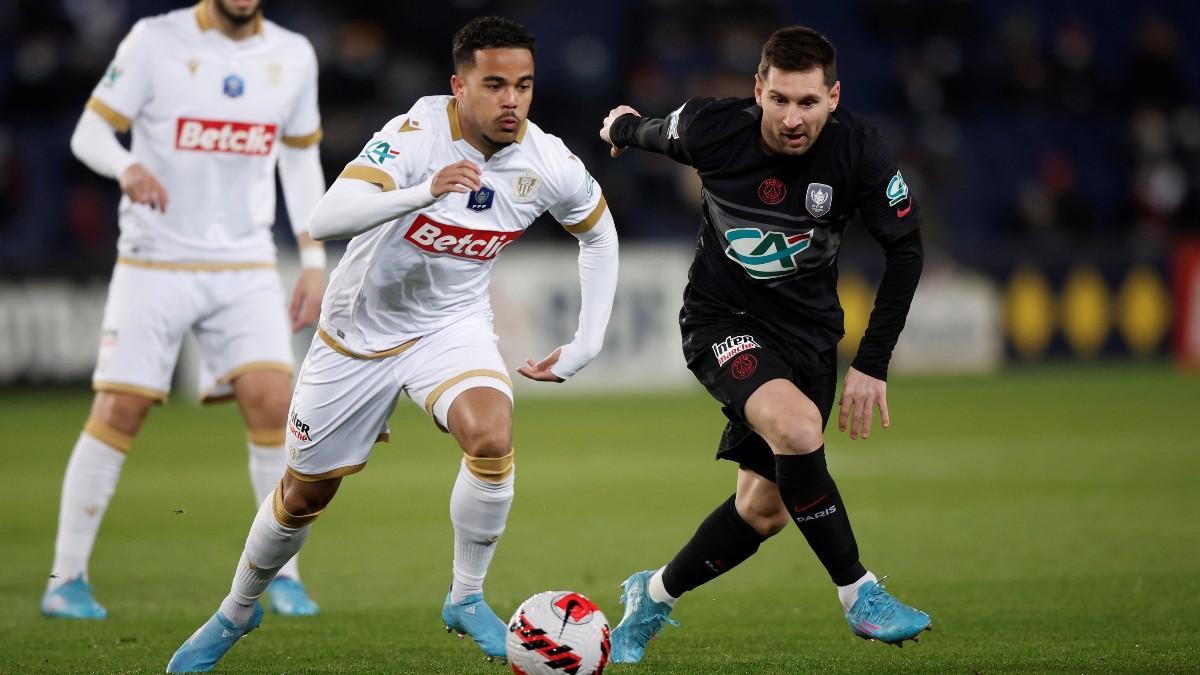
[767,421,823,455]
[736,493,790,537]
[459,427,511,459]
[279,474,340,518]
[90,392,153,437]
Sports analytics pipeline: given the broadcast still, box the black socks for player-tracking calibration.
[774,447,866,586]
[661,494,768,598]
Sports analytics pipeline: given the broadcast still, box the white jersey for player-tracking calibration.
[86,4,322,265]
[321,95,606,355]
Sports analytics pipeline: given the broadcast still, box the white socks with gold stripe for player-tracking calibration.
[449,455,514,603]
[48,429,127,591]
[247,440,300,580]
[220,487,314,625]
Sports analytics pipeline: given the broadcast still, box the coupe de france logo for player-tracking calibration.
[468,185,495,212]
[805,182,832,218]
[723,227,814,279]
[222,74,245,98]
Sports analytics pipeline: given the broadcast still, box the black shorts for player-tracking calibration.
[681,311,837,482]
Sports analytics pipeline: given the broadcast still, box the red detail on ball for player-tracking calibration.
[554,592,601,621]
[731,353,758,380]
[758,178,786,205]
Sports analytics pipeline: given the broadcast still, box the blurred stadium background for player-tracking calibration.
[1,1,1198,672]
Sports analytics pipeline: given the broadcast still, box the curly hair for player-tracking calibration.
[452,17,537,72]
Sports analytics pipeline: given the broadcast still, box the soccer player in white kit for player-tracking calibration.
[42,0,325,620]
[166,16,620,671]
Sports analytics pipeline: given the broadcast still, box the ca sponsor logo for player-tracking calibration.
[712,334,760,367]
[359,140,400,165]
[404,214,523,261]
[723,227,814,279]
[176,118,277,155]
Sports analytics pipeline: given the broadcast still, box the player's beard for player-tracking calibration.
[213,0,263,26]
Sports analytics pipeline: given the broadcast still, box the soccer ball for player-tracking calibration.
[506,590,610,675]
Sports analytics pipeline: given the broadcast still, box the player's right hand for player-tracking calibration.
[600,105,640,158]
[119,163,169,212]
[430,160,482,197]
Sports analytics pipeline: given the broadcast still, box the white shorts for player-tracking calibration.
[93,262,293,403]
[285,315,513,480]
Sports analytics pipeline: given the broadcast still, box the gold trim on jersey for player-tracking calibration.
[194,2,264,35]
[117,257,275,272]
[84,416,134,453]
[93,381,169,404]
[339,164,396,192]
[317,326,418,360]
[86,97,132,133]
[448,98,463,141]
[562,195,608,234]
[464,450,514,483]
[249,429,286,446]
[424,369,513,417]
[281,128,324,148]
[446,97,527,143]
[272,483,323,527]
[286,463,366,482]
[200,361,293,405]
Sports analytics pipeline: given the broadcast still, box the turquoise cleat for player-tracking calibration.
[441,592,507,659]
[41,574,107,619]
[610,570,678,664]
[267,577,319,616]
[166,602,263,673]
[845,579,931,646]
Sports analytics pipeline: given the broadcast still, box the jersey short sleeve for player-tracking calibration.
[547,151,606,234]
[86,20,156,132]
[854,124,920,244]
[337,107,433,192]
[280,41,322,149]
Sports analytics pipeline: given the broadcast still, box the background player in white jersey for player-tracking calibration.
[166,16,619,672]
[42,0,326,619]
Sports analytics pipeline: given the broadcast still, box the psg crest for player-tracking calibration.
[468,185,495,212]
[805,182,833,218]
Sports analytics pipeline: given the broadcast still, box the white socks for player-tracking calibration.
[219,491,311,625]
[448,459,514,603]
[49,433,126,590]
[647,567,678,607]
[247,441,300,581]
[837,571,878,612]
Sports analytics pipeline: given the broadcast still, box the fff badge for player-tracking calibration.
[468,185,495,212]
[223,74,245,98]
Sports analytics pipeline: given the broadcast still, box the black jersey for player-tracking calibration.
[611,97,922,376]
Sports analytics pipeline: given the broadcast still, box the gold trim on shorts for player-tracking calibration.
[317,326,418,360]
[424,369,513,417]
[117,257,275,272]
[562,196,608,234]
[86,97,131,133]
[281,128,323,148]
[93,381,168,404]
[83,416,134,453]
[376,432,391,443]
[286,463,367,482]
[200,361,294,405]
[248,429,286,446]
[339,165,396,192]
[272,483,322,527]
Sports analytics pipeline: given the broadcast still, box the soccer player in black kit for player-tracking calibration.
[598,26,931,662]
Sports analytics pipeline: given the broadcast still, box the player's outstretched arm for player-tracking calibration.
[70,110,168,212]
[307,160,481,241]
[600,105,640,157]
[600,100,697,164]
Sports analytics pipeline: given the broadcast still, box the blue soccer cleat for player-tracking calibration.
[845,578,931,646]
[441,592,507,659]
[267,576,319,616]
[41,574,107,619]
[610,570,678,664]
[166,602,263,673]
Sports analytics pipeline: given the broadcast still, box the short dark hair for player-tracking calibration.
[452,16,537,73]
[758,26,837,86]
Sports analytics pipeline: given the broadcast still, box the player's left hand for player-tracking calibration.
[517,348,565,383]
[838,366,889,440]
[289,267,325,331]
[600,105,640,158]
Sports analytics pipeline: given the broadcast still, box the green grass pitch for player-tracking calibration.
[1,365,1197,673]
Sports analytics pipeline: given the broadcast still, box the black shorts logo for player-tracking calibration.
[731,353,758,380]
[712,334,760,367]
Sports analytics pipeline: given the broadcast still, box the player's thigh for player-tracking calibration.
[193,269,293,404]
[744,379,824,454]
[401,317,513,437]
[92,263,201,404]
[88,390,156,439]
[734,466,790,537]
[445,387,513,458]
[284,334,401,482]
[232,369,293,433]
